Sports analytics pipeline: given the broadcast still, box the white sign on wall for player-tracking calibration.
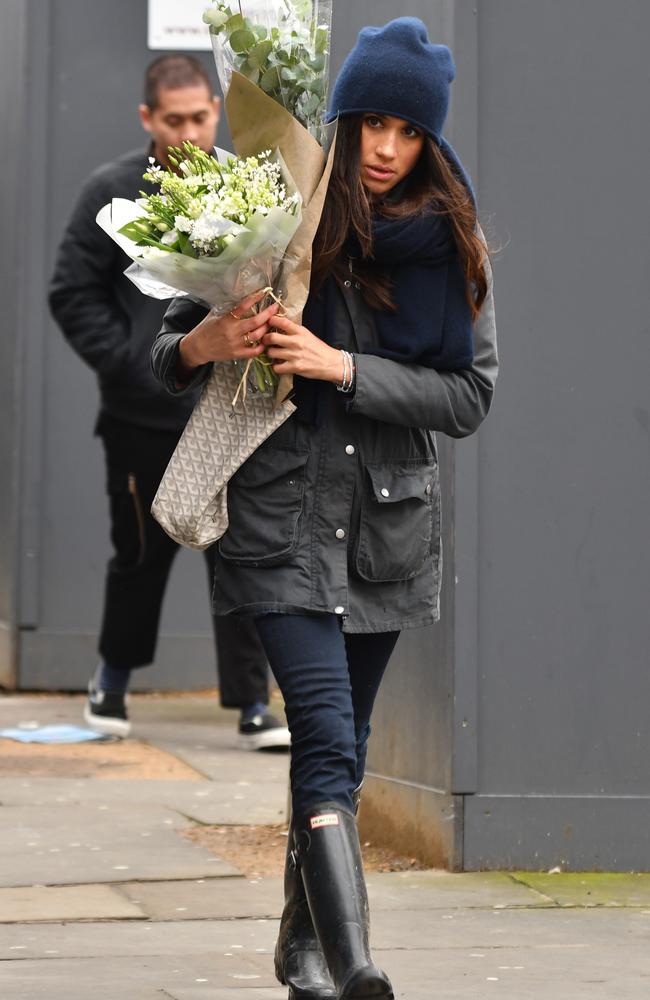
[148,0,213,51]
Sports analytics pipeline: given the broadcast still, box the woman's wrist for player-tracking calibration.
[320,346,351,384]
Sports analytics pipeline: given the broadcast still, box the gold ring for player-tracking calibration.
[243,334,254,347]
[230,310,241,320]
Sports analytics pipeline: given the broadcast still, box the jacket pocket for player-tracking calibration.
[218,448,310,566]
[355,462,439,583]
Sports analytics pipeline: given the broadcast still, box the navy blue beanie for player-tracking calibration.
[328,17,473,196]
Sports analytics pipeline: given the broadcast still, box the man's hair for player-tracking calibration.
[144,55,213,110]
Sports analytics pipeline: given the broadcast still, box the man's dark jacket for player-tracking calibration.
[49,147,200,432]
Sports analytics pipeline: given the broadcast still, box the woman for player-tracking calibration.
[152,17,498,1000]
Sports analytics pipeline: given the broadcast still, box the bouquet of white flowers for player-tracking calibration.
[97,142,301,398]
[204,0,333,144]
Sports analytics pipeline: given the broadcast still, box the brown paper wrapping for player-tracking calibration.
[225,72,336,403]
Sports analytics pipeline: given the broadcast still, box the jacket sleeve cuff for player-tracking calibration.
[155,333,212,396]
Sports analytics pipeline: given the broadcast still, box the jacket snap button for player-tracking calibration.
[381,488,390,498]
[335,529,346,540]
[334,605,345,615]
[345,445,355,455]
[344,279,352,288]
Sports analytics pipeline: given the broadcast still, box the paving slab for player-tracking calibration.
[368,901,650,951]
[117,877,282,921]
[376,941,650,1000]
[0,804,240,887]
[0,954,278,999]
[0,883,144,922]
[0,917,277,959]
[0,777,287,825]
[114,872,547,923]
[3,907,649,959]
[112,873,558,925]
[151,736,290,789]
[512,871,650,907]
[366,870,549,909]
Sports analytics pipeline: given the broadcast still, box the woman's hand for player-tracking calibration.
[263,314,344,383]
[176,289,279,383]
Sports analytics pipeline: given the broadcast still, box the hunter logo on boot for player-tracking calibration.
[310,813,340,829]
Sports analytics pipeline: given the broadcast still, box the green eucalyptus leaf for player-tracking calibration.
[301,95,318,117]
[238,59,260,83]
[229,28,256,53]
[310,53,326,73]
[253,24,268,40]
[260,66,281,91]
[248,40,273,67]
[307,77,325,98]
[225,13,245,31]
[280,66,297,82]
[315,26,328,54]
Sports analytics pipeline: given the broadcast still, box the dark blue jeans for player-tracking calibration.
[254,613,399,816]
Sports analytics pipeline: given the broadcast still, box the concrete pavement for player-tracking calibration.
[1,693,649,999]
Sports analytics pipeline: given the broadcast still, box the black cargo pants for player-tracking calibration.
[96,415,269,707]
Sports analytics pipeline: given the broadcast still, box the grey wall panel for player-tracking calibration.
[464,795,650,872]
[0,0,28,686]
[474,0,650,807]
[19,629,216,693]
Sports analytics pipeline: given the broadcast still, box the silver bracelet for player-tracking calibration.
[336,350,356,393]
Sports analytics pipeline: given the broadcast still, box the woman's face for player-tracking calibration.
[359,114,425,195]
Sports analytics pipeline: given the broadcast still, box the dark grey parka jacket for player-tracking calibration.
[151,256,498,634]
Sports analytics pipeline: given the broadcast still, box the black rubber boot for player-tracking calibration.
[296,804,394,1000]
[274,821,337,1000]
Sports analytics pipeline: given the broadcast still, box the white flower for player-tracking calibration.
[174,215,193,234]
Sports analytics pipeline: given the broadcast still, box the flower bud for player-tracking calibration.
[202,9,228,29]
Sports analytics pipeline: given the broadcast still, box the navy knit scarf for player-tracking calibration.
[296,209,473,422]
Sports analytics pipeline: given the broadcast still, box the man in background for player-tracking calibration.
[49,55,289,751]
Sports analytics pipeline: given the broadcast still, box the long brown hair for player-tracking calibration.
[311,116,488,321]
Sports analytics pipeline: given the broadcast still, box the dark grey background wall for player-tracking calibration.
[462,0,650,869]
[1,0,649,869]
[0,0,27,686]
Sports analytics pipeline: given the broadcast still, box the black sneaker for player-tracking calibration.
[238,710,290,751]
[84,681,131,738]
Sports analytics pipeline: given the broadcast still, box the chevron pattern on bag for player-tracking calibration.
[151,362,296,551]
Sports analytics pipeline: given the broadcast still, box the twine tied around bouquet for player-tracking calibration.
[230,286,287,411]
